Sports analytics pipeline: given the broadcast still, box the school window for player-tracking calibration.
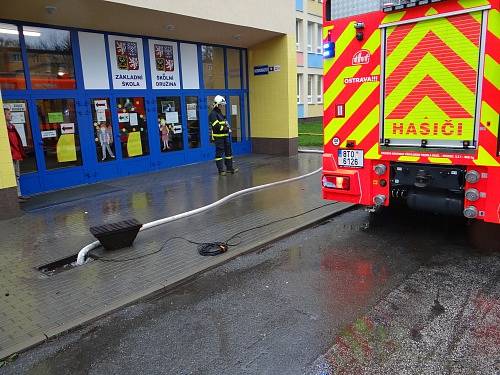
[316,24,323,54]
[307,22,313,52]
[297,74,303,104]
[201,45,225,89]
[36,98,82,169]
[296,19,302,51]
[242,50,248,89]
[316,75,323,103]
[185,96,201,149]
[307,74,313,104]
[229,96,242,143]
[4,99,37,172]
[157,97,183,152]
[227,48,241,89]
[24,26,76,90]
[115,97,149,158]
[0,23,26,90]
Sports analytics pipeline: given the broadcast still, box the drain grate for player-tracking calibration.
[37,254,92,276]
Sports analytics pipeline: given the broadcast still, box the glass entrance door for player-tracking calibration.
[3,99,40,195]
[185,96,201,149]
[36,98,83,170]
[115,97,149,159]
[33,97,92,191]
[156,96,183,152]
[90,98,116,162]
[113,96,151,176]
[229,96,241,143]
[182,95,206,164]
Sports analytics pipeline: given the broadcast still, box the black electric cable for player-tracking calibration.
[90,202,339,263]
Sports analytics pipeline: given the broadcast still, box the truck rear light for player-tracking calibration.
[465,170,480,184]
[465,188,479,202]
[322,175,350,190]
[464,206,478,219]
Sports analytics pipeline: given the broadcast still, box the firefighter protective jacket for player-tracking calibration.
[209,107,230,138]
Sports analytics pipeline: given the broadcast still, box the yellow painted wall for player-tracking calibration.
[248,35,298,139]
[0,93,16,190]
[308,0,323,17]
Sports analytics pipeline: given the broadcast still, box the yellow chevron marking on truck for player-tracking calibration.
[484,55,500,89]
[458,0,490,8]
[385,54,476,115]
[470,10,483,23]
[489,9,499,38]
[324,22,355,75]
[428,157,453,164]
[323,25,333,39]
[340,106,379,147]
[425,8,439,16]
[440,15,482,68]
[325,24,381,80]
[365,143,382,160]
[385,15,481,79]
[398,156,421,162]
[474,146,500,166]
[324,66,380,143]
[381,12,406,25]
[324,66,361,109]
[324,29,381,109]
[481,101,500,137]
[385,26,429,77]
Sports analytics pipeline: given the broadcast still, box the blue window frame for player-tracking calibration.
[0,19,251,195]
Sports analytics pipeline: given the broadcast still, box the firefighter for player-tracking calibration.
[209,95,238,176]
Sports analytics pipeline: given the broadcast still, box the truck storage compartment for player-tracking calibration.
[390,162,465,216]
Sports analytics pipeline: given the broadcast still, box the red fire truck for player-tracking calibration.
[321,0,500,224]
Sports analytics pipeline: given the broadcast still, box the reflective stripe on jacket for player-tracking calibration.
[209,108,229,138]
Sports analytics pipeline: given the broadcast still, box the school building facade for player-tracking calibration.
[0,0,298,218]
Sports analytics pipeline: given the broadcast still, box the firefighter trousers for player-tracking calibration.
[214,136,234,172]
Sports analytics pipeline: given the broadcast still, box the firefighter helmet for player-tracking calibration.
[213,95,226,107]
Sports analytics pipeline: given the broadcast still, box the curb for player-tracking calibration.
[0,202,355,361]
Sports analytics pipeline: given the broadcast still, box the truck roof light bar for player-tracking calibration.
[382,0,445,13]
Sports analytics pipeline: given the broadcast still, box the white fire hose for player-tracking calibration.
[76,149,323,266]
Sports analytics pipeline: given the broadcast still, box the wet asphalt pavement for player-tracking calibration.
[1,207,499,375]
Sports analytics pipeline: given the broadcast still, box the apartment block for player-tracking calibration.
[296,0,324,120]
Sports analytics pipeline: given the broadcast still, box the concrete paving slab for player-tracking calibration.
[0,154,353,360]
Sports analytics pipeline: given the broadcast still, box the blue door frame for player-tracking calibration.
[1,20,251,195]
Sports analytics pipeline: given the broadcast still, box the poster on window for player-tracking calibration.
[108,35,146,89]
[148,40,180,89]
